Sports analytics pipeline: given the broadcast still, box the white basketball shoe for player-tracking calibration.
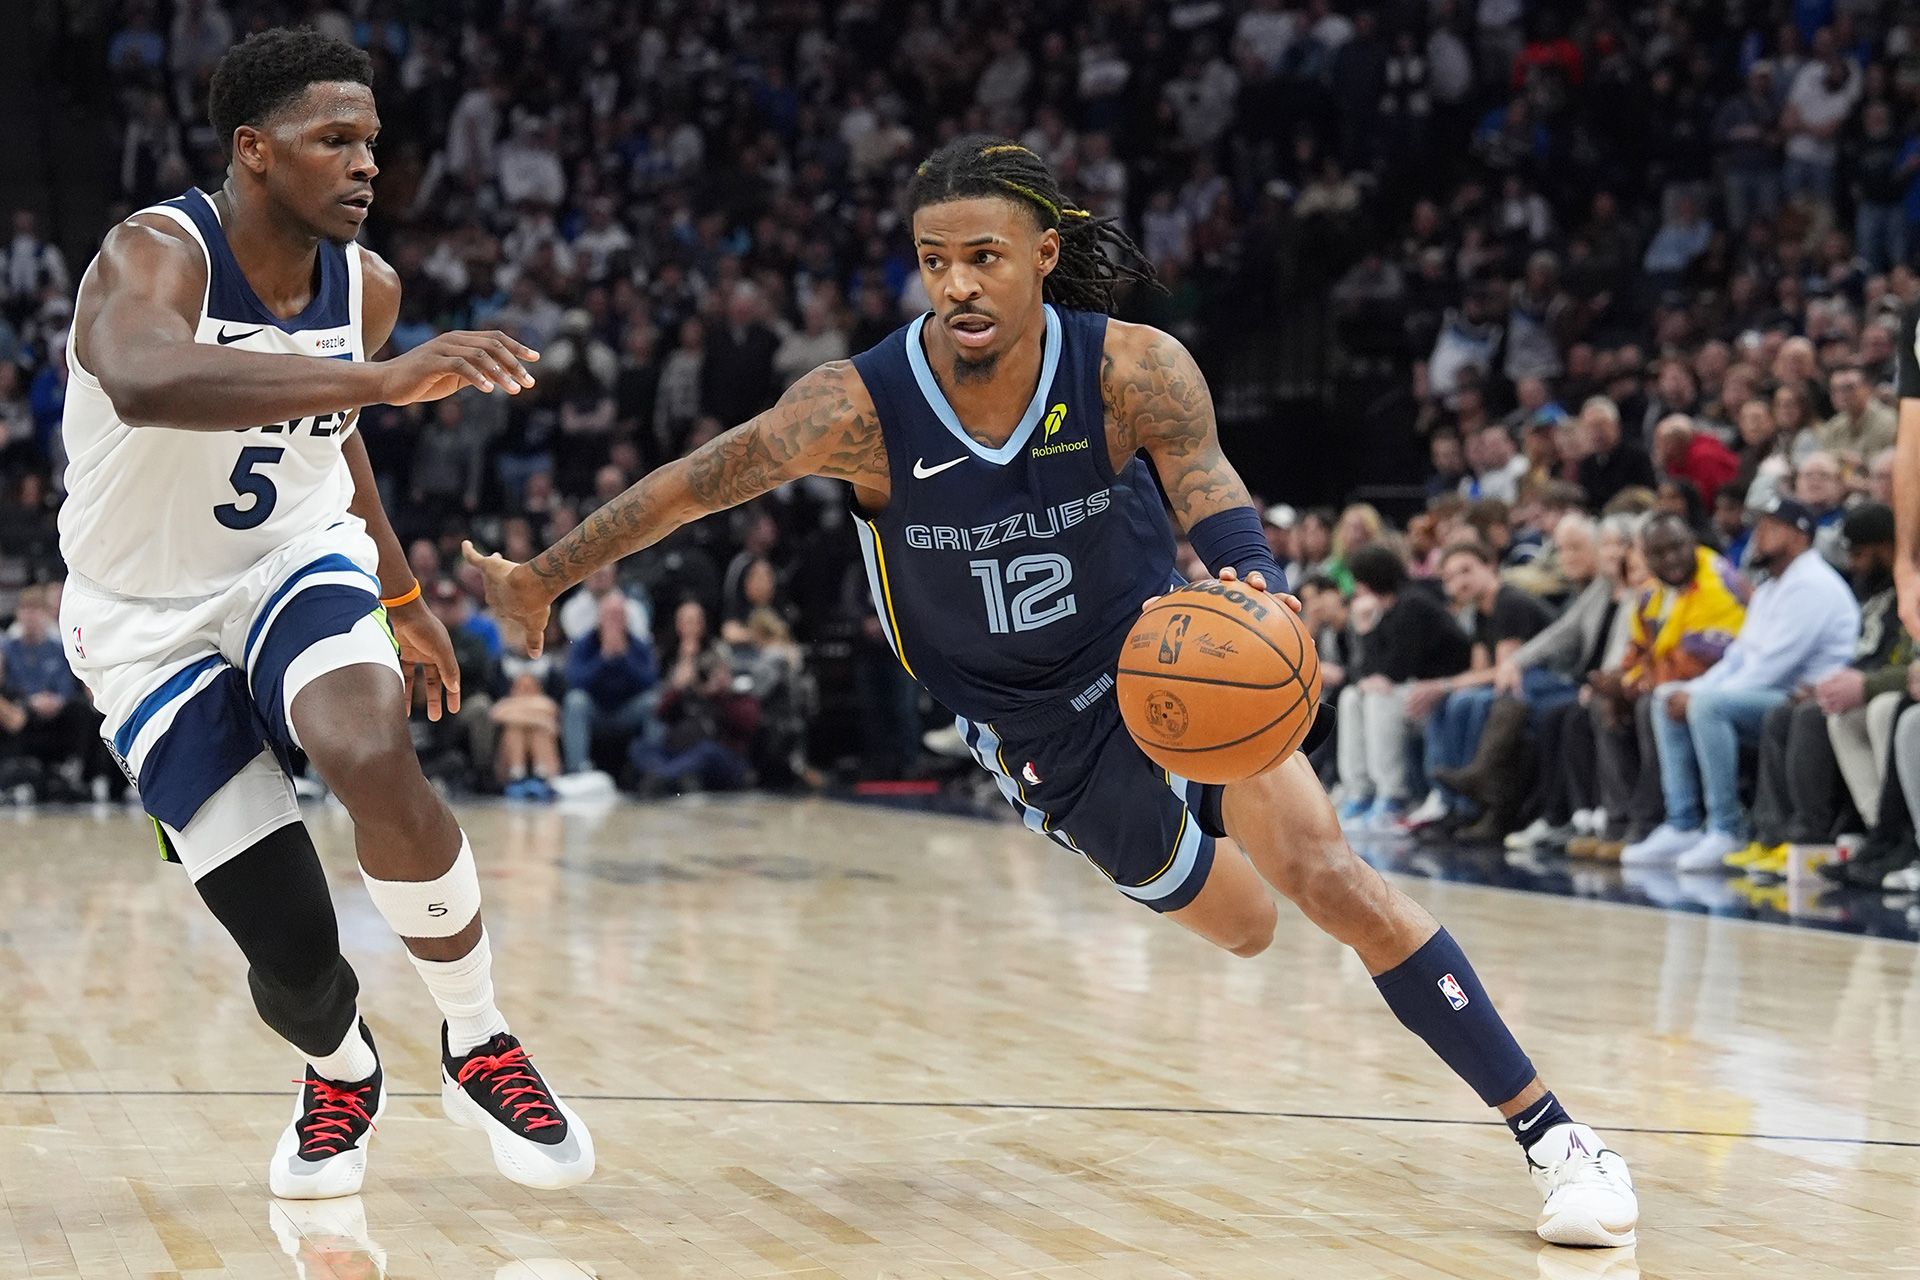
[269,1021,385,1200]
[1528,1123,1639,1247]
[441,1025,595,1190]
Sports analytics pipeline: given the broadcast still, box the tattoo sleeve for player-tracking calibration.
[1105,328,1254,530]
[525,361,885,587]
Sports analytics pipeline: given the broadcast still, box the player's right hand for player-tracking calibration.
[379,331,539,405]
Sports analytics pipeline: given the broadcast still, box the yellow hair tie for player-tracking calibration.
[980,143,1033,157]
[1062,206,1092,219]
[998,178,1060,221]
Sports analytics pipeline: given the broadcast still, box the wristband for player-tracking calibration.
[1187,506,1287,590]
[379,582,422,609]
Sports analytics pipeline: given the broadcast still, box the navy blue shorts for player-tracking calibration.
[957,694,1227,912]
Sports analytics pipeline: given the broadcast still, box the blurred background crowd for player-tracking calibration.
[6,0,1920,894]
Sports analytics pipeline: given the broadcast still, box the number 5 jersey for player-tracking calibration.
[59,187,367,599]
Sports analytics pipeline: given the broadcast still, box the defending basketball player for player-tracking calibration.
[466,138,1639,1246]
[59,30,591,1198]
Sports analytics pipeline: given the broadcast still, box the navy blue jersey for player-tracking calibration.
[850,305,1175,722]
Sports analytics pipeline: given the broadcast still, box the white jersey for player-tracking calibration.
[58,187,368,599]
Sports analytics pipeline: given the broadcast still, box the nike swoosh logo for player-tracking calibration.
[913,456,966,479]
[216,327,263,345]
[1516,1101,1555,1132]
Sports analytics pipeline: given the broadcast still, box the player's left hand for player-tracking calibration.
[387,597,462,722]
[462,540,553,658]
[1215,565,1302,615]
[1142,565,1302,613]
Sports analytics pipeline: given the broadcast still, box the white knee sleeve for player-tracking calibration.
[360,833,482,938]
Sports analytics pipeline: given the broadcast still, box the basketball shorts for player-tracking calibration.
[60,520,402,881]
[956,692,1226,913]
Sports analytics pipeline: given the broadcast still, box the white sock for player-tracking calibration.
[410,928,510,1056]
[309,1018,378,1083]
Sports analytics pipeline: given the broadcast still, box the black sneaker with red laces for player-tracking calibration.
[439,1024,594,1189]
[269,1019,385,1200]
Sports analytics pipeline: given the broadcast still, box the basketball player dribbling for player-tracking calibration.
[467,138,1640,1246]
[58,29,591,1199]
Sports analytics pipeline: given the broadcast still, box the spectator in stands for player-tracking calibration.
[1505,513,1646,851]
[1817,365,1896,466]
[1405,541,1554,840]
[1712,489,1754,566]
[1261,505,1297,579]
[0,585,95,799]
[1427,430,1468,499]
[558,565,651,646]
[489,671,562,802]
[1322,504,1385,593]
[410,398,485,531]
[1848,101,1911,272]
[1334,544,1472,829]
[1790,450,1852,568]
[1577,396,1657,509]
[1296,573,1352,698]
[417,579,501,788]
[1730,396,1788,512]
[1713,61,1783,233]
[1435,514,1612,835]
[1781,27,1861,208]
[1293,508,1337,582]
[1626,497,1859,869]
[562,593,660,777]
[1867,447,1897,506]
[632,599,758,794]
[1642,191,1714,284]
[3,211,69,321]
[1461,423,1529,503]
[1653,414,1741,508]
[1737,503,1907,875]
[1577,513,1748,856]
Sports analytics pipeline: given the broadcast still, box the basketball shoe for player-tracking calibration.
[1528,1122,1638,1247]
[441,1025,595,1189]
[269,1020,385,1200]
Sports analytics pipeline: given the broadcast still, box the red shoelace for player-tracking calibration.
[454,1046,562,1132]
[293,1078,378,1155]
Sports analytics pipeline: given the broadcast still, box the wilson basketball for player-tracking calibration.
[1116,581,1322,785]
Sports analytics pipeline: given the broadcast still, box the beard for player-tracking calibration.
[1855,563,1896,600]
[951,350,1000,384]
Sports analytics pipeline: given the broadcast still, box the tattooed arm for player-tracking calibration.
[465,360,887,654]
[1102,320,1293,602]
[1101,319,1255,529]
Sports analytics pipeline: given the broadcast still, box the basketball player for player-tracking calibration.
[58,29,591,1198]
[466,138,1638,1246]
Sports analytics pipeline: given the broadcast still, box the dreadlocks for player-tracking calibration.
[906,136,1160,315]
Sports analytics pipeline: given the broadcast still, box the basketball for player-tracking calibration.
[1116,580,1322,785]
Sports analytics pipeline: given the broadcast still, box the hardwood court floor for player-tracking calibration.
[3,796,1918,1279]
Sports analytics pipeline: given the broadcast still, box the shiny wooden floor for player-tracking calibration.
[3,797,1919,1279]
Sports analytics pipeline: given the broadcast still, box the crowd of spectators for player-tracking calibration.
[7,2,1920,895]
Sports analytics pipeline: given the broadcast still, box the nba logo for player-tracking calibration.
[1438,974,1469,1010]
[70,625,85,659]
[1022,761,1042,786]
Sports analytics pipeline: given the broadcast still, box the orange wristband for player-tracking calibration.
[379,582,422,609]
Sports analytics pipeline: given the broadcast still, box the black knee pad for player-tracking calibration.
[195,821,360,1058]
[247,955,360,1058]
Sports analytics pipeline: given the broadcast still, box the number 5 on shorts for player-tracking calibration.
[215,446,285,530]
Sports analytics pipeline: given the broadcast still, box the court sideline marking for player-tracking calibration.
[3,1090,1915,1150]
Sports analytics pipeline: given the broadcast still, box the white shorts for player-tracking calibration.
[60,520,403,880]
